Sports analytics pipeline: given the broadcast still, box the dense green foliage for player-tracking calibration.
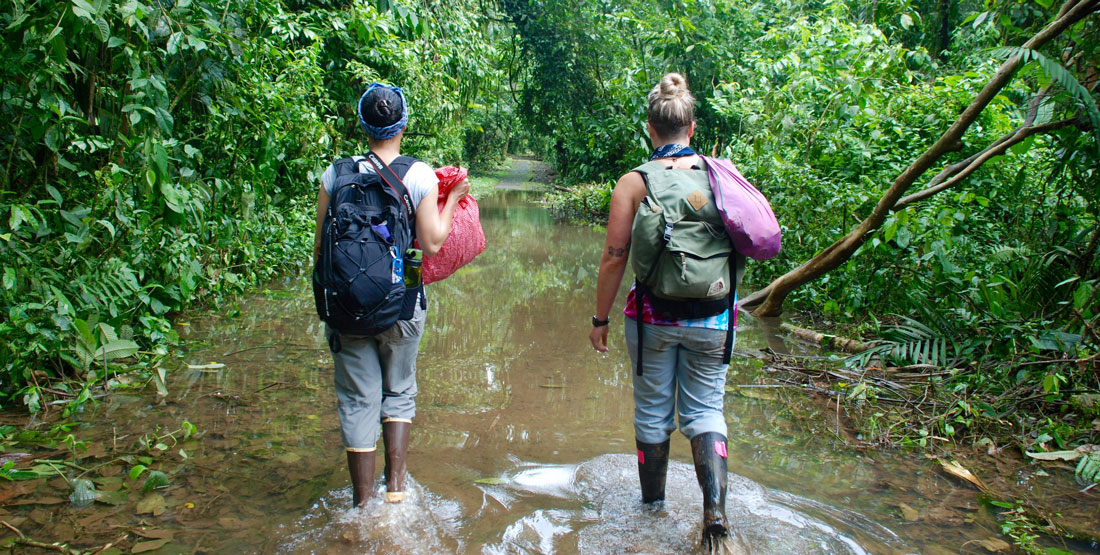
[0,0,509,408]
[516,0,1098,448]
[3,0,1098,462]
[501,0,752,183]
[1,1,1098,549]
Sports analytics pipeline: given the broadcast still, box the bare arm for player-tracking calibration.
[589,171,646,352]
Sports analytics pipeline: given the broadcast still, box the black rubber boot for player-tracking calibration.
[382,420,411,503]
[690,432,729,553]
[346,449,376,508]
[636,438,670,507]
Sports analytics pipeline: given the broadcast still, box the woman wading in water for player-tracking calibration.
[589,73,741,552]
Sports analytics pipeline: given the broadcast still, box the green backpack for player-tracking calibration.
[629,160,737,373]
[631,160,734,313]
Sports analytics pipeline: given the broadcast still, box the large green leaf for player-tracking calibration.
[94,339,140,362]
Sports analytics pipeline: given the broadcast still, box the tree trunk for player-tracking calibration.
[742,0,1100,317]
[938,0,952,59]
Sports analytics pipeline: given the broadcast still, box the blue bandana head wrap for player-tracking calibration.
[358,83,409,140]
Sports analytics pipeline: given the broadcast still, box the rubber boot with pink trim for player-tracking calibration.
[636,438,670,509]
[690,432,729,553]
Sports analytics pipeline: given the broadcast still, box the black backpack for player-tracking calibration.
[313,152,422,337]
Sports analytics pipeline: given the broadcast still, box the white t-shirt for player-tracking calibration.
[321,156,438,213]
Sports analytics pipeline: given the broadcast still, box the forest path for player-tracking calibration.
[495,156,551,191]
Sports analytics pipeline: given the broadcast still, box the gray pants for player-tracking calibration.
[330,303,426,451]
[625,320,731,444]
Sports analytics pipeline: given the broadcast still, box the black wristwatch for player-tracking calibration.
[592,315,610,327]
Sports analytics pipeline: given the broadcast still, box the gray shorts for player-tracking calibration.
[329,302,427,451]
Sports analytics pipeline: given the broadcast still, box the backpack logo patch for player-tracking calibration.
[707,277,727,297]
[687,190,709,211]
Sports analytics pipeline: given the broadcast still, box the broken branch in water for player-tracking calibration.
[779,323,870,353]
[90,535,128,555]
[1,521,67,552]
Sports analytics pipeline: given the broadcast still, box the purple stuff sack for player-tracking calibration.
[700,156,782,261]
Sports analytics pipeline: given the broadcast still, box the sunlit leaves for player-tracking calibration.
[1076,450,1100,485]
[0,461,43,481]
[129,464,147,481]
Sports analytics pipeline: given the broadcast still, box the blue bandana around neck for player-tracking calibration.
[649,143,696,160]
[358,83,409,140]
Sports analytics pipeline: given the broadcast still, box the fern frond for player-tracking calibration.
[993,46,1100,153]
[847,314,970,368]
[989,245,1030,264]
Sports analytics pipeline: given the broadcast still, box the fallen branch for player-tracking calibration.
[743,0,1100,315]
[779,322,870,353]
[14,539,66,552]
[895,117,1079,209]
[1,521,67,552]
[91,536,129,555]
[1,520,22,537]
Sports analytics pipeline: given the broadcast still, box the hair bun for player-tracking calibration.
[646,73,695,139]
[360,87,404,128]
[659,72,688,98]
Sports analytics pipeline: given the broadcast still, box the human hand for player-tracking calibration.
[589,325,609,353]
[450,177,470,200]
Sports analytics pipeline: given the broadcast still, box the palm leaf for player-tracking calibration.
[993,46,1100,154]
[848,315,966,368]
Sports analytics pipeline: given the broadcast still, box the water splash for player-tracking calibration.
[280,456,909,553]
[278,477,464,554]
[481,454,910,554]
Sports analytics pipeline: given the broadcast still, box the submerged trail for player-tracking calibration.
[495,157,547,191]
[0,188,1080,553]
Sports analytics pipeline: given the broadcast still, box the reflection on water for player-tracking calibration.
[1,190,1020,553]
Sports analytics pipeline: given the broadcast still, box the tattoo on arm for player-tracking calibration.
[607,243,629,258]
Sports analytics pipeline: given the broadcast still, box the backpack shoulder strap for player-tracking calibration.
[631,161,668,199]
[631,160,667,178]
[330,157,361,179]
[364,152,414,219]
[388,155,417,179]
[324,158,361,219]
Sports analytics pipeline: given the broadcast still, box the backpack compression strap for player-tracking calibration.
[364,152,426,316]
[723,284,735,365]
[364,151,414,220]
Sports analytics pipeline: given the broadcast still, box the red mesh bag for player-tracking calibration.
[422,166,486,284]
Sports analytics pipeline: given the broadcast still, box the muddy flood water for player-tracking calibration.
[2,189,1089,553]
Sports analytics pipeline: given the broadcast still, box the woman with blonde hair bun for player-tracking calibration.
[588,72,741,552]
